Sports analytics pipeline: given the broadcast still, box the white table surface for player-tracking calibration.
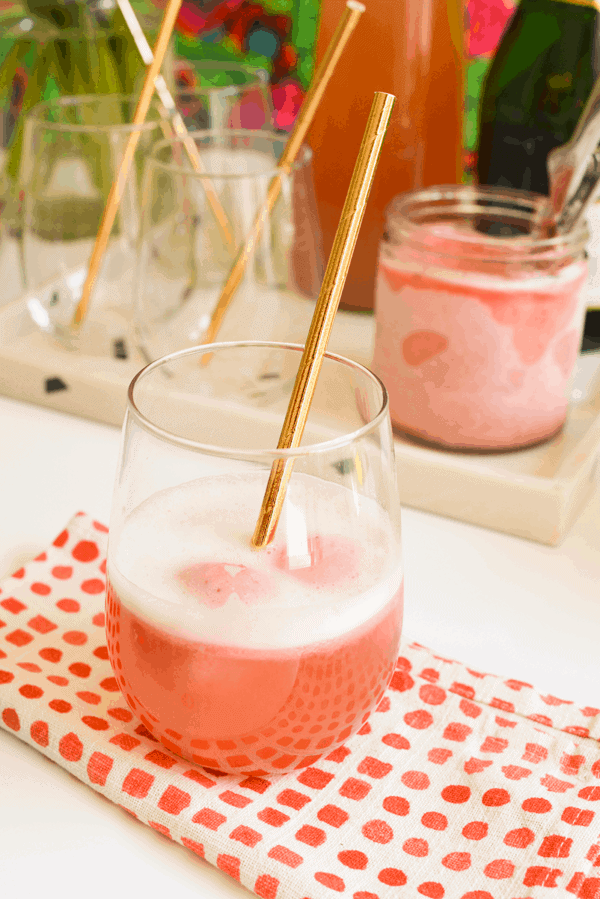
[1,392,599,897]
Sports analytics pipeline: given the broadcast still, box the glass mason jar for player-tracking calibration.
[372,185,589,451]
[105,342,403,775]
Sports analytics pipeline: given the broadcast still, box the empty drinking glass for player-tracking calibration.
[134,129,324,376]
[175,61,273,132]
[20,94,163,357]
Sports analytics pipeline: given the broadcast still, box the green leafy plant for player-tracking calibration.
[0,0,160,182]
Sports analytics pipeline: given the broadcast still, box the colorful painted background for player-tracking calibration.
[0,0,519,168]
[172,0,520,156]
[171,0,319,131]
[463,0,518,179]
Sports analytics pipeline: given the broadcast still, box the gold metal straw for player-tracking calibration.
[116,0,234,251]
[72,0,183,330]
[251,91,396,549]
[200,0,366,348]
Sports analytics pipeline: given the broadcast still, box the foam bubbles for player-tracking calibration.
[109,471,402,650]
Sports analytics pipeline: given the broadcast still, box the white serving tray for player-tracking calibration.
[0,294,599,546]
[392,354,600,546]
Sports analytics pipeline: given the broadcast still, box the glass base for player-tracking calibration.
[391,419,566,455]
[24,241,135,358]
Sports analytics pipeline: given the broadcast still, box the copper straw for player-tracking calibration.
[251,91,396,549]
[117,0,234,251]
[72,0,183,330]
[200,0,366,348]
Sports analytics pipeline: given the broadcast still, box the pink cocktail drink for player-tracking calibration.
[106,472,403,775]
[373,187,589,450]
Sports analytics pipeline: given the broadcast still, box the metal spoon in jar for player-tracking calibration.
[543,74,600,235]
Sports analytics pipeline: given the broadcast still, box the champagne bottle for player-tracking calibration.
[477,0,600,195]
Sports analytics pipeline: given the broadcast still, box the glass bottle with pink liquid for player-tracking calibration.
[106,342,403,775]
[373,185,589,451]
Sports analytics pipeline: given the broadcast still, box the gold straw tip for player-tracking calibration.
[346,0,366,11]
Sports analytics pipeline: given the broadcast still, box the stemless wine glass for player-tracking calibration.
[135,130,324,368]
[105,342,403,775]
[175,61,273,131]
[20,94,164,356]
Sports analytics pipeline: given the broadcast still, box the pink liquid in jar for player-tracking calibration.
[373,189,589,450]
[106,473,403,774]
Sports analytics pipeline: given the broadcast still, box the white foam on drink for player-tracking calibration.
[109,472,402,651]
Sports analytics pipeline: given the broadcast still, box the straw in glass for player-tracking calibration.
[251,91,396,549]
[71,0,182,330]
[117,0,234,251]
[200,0,366,350]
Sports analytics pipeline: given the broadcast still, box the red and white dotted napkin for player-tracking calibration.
[2,514,600,899]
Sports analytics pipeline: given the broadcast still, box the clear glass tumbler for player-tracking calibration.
[373,185,589,451]
[175,61,273,131]
[105,342,403,775]
[135,130,324,366]
[20,94,163,356]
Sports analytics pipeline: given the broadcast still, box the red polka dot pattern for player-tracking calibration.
[483,858,515,879]
[56,599,79,612]
[462,821,489,841]
[378,867,407,886]
[50,699,72,713]
[401,769,430,790]
[422,811,447,830]
[63,631,87,646]
[59,732,83,761]
[2,515,600,899]
[2,708,20,730]
[19,684,43,699]
[403,837,429,857]
[443,851,471,870]
[442,785,471,804]
[338,850,368,870]
[52,567,73,581]
[362,819,394,844]
[87,751,113,785]
[30,719,49,746]
[418,883,444,898]
[482,788,511,807]
[72,541,99,563]
[16,662,40,673]
[81,579,105,595]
